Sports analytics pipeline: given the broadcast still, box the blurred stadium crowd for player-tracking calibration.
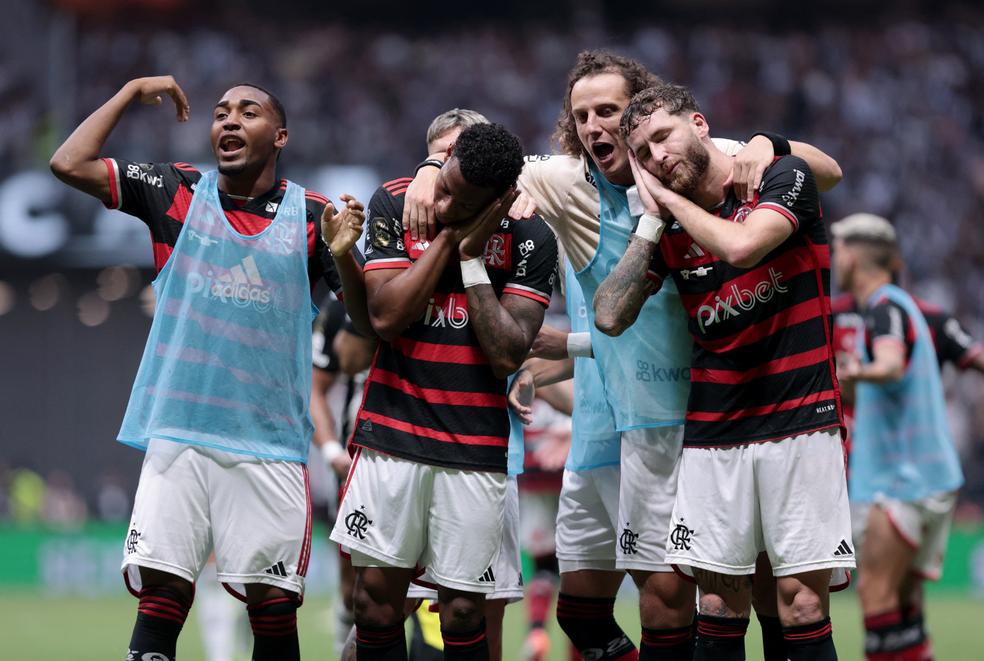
[2,2,984,517]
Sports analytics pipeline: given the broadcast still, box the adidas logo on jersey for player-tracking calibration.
[187,255,274,312]
[477,566,496,583]
[833,539,853,557]
[264,561,289,577]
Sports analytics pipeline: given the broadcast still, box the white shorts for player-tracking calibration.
[666,429,855,578]
[555,465,621,573]
[520,490,560,558]
[408,477,523,603]
[616,426,683,572]
[851,492,956,581]
[331,447,506,594]
[123,439,312,599]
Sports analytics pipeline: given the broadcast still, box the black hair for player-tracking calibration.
[453,123,524,195]
[232,82,287,129]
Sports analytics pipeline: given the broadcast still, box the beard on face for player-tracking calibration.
[663,137,710,199]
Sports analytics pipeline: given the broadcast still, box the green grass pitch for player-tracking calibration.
[3,590,983,659]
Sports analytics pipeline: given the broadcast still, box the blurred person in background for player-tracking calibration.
[49,74,368,661]
[831,214,965,661]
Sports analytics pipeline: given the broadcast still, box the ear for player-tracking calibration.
[275,127,288,150]
[445,142,455,159]
[691,112,710,139]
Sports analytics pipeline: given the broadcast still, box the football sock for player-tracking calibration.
[556,594,638,660]
[527,574,556,629]
[901,605,932,660]
[694,614,748,661]
[864,610,928,660]
[247,596,300,661]
[640,624,694,660]
[441,619,489,660]
[127,585,192,661]
[356,622,408,660]
[783,617,836,661]
[756,613,786,661]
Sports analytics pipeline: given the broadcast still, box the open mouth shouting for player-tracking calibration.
[218,133,246,160]
[591,141,617,168]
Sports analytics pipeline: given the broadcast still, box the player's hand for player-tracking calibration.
[530,325,569,360]
[836,352,861,386]
[330,452,353,479]
[733,135,774,203]
[321,194,366,256]
[125,76,190,122]
[628,150,671,215]
[456,188,519,260]
[403,166,440,242]
[507,190,537,220]
[507,368,536,425]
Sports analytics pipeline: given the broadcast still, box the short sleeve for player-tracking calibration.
[753,156,820,232]
[867,301,910,349]
[503,216,558,307]
[934,313,983,368]
[362,186,411,271]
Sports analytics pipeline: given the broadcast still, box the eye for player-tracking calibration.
[215,112,227,121]
[243,111,256,118]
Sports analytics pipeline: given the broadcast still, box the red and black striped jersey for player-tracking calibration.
[833,293,982,372]
[102,158,343,295]
[351,178,558,473]
[648,155,843,448]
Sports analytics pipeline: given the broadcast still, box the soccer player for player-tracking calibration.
[598,82,854,661]
[49,75,367,661]
[329,122,558,661]
[408,50,845,661]
[830,213,965,661]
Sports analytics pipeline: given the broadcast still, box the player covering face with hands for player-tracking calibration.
[50,75,367,661]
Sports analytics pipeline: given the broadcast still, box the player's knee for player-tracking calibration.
[438,594,484,632]
[698,593,745,619]
[351,583,400,627]
[138,567,194,603]
[778,585,825,625]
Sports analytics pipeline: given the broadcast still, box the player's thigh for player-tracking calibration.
[889,493,956,581]
[665,444,760,576]
[122,440,213,592]
[210,454,311,599]
[425,467,506,593]
[756,430,854,578]
[520,488,559,558]
[329,448,431,568]
[556,466,620,573]
[616,426,683,572]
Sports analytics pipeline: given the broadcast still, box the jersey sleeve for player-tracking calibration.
[711,137,745,157]
[753,155,820,232]
[866,300,912,353]
[933,313,983,368]
[362,186,411,271]
[312,298,347,372]
[105,158,196,220]
[518,155,581,229]
[503,216,558,307]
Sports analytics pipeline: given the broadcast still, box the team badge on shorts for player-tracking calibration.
[619,525,639,555]
[125,527,142,554]
[669,520,695,551]
[345,505,373,540]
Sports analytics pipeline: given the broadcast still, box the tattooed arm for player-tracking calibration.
[466,291,547,379]
[593,234,662,336]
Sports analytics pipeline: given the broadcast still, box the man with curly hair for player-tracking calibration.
[330,122,558,661]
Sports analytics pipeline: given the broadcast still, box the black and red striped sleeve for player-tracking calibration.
[926,310,983,369]
[362,183,412,272]
[753,155,820,232]
[502,215,557,306]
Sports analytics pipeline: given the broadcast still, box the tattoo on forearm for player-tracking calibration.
[593,236,658,333]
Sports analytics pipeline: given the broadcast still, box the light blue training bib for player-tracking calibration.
[118,170,315,462]
[573,164,691,432]
[850,284,963,502]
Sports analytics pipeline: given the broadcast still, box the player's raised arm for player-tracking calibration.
[732,133,842,201]
[321,194,375,337]
[49,76,190,203]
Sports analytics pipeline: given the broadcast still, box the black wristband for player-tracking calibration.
[751,131,791,157]
[414,158,444,175]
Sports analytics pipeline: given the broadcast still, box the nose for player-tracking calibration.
[222,114,240,130]
[584,113,603,138]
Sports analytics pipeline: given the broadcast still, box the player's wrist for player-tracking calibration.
[320,439,344,465]
[414,158,445,176]
[750,131,791,157]
[460,257,491,288]
[566,332,593,358]
[634,213,666,244]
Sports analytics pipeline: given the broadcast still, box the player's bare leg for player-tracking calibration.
[335,552,356,656]
[776,570,835,660]
[436,586,489,660]
[628,569,697,660]
[127,567,194,661]
[351,566,415,659]
[750,552,785,661]
[484,598,507,661]
[244,583,302,661]
[693,569,752,661]
[857,505,919,660]
[557,570,638,660]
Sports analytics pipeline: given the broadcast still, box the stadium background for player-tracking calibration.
[1,0,983,657]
